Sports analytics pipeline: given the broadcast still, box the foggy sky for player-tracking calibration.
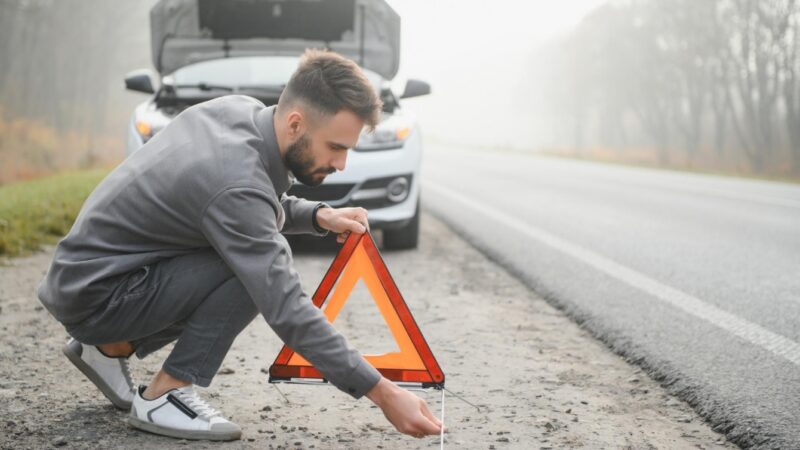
[387,0,605,150]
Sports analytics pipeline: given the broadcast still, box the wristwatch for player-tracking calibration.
[311,202,331,234]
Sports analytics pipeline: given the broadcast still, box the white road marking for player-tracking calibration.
[424,180,800,367]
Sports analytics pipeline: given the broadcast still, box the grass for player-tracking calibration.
[0,169,109,258]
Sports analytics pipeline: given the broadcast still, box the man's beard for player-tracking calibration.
[285,133,335,186]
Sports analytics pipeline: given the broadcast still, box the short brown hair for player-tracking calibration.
[278,49,382,130]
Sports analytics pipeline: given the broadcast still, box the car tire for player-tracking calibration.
[383,197,420,250]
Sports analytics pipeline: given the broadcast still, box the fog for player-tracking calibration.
[1,0,799,183]
[388,0,605,150]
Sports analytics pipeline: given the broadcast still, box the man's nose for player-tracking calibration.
[331,152,347,172]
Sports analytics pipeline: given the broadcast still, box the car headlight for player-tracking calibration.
[135,120,164,143]
[355,123,411,151]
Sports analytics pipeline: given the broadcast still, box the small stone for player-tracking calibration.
[261,405,272,412]
[496,437,509,442]
[627,376,640,383]
[51,436,67,447]
[218,367,235,375]
[247,438,255,442]
[565,408,571,414]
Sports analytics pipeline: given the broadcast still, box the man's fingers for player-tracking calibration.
[326,207,369,235]
[344,218,366,234]
[411,415,442,436]
[405,399,442,436]
[419,401,443,428]
[350,207,369,232]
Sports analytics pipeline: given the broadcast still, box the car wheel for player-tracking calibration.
[383,197,420,250]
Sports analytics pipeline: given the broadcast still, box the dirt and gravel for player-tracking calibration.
[0,213,735,449]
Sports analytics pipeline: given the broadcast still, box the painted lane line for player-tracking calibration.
[424,180,800,367]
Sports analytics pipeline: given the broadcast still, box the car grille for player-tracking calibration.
[287,183,355,203]
[350,174,413,209]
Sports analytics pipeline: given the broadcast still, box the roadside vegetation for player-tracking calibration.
[533,1,800,179]
[0,169,108,258]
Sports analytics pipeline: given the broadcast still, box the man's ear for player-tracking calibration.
[285,110,305,138]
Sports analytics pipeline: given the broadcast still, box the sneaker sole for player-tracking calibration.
[62,342,132,410]
[127,415,242,441]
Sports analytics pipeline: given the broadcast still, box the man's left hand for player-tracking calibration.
[315,206,370,243]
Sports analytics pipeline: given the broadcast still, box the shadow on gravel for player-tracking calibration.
[286,234,342,254]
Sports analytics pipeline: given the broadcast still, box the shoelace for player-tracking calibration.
[176,389,222,420]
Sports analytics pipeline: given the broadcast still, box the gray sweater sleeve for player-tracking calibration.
[279,193,328,236]
[200,187,381,398]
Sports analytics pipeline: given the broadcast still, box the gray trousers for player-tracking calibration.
[65,249,258,387]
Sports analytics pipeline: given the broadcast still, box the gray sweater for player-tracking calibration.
[37,95,381,398]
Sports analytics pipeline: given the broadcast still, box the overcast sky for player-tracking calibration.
[385,0,606,149]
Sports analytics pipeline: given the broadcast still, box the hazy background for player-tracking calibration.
[1,0,798,184]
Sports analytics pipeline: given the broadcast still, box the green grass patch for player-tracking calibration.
[0,169,109,257]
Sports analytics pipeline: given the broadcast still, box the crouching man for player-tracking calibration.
[37,49,442,441]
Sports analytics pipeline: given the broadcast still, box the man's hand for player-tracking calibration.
[366,377,444,438]
[315,206,370,243]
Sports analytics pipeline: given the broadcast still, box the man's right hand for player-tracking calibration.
[366,377,444,438]
[314,206,370,243]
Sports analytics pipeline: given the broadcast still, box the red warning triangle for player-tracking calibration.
[268,231,445,388]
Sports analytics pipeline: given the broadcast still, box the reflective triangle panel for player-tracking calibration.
[268,232,445,387]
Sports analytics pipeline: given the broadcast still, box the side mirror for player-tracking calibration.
[400,79,431,99]
[124,69,158,94]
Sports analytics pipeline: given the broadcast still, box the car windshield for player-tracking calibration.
[168,55,383,93]
[170,56,299,88]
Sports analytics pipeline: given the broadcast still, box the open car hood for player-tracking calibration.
[151,0,400,80]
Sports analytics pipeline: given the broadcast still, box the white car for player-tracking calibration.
[124,0,430,249]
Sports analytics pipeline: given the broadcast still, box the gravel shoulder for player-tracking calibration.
[0,213,734,449]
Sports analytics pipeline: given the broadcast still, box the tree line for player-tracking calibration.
[535,0,800,178]
[0,0,154,183]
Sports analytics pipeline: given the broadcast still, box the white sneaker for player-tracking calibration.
[62,338,136,410]
[128,385,242,441]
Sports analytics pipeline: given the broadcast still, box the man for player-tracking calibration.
[37,49,443,441]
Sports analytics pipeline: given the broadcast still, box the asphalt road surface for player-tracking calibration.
[422,144,800,449]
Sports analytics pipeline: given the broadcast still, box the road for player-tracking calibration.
[422,144,800,449]
[0,215,734,449]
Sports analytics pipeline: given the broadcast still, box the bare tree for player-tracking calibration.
[534,0,800,177]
